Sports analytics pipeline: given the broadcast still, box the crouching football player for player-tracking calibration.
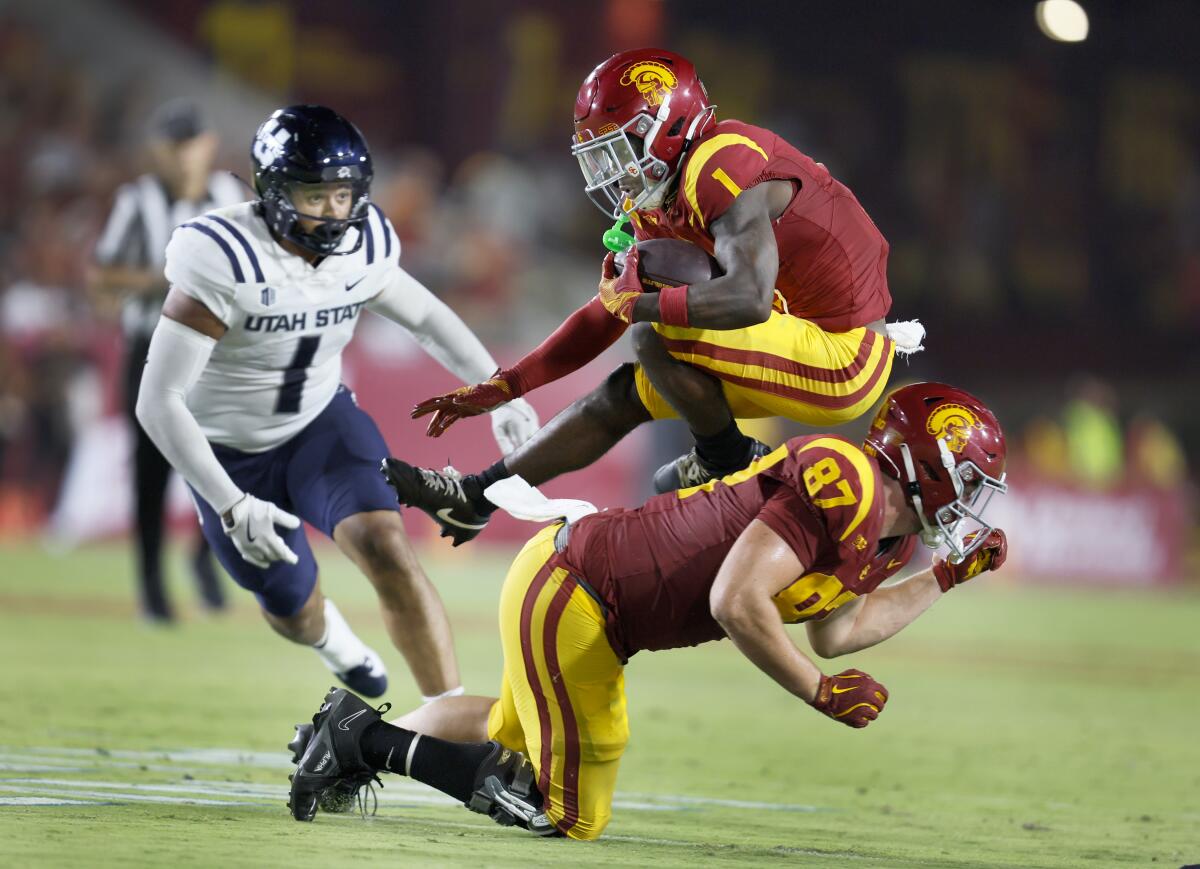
[136,105,538,700]
[288,382,1007,839]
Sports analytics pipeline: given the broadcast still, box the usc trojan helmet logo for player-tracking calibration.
[619,61,678,107]
[926,404,983,453]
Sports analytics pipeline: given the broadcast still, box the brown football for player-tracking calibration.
[614,238,720,290]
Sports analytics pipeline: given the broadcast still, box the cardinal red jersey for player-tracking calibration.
[558,434,918,660]
[628,120,891,333]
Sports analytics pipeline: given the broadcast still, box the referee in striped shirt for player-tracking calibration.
[91,100,244,623]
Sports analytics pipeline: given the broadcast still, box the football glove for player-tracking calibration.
[490,397,539,455]
[598,248,644,324]
[933,528,1008,592]
[809,668,888,729]
[221,493,301,569]
[412,370,518,438]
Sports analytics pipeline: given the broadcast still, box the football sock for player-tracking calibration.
[462,459,511,514]
[312,599,370,673]
[694,420,755,471]
[359,721,494,803]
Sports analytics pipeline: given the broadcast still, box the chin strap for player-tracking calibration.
[899,442,944,550]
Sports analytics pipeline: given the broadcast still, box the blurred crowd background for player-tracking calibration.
[0,0,1196,584]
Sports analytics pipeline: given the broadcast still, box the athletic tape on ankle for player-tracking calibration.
[404,734,421,777]
[658,284,690,327]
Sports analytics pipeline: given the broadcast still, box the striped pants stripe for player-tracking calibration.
[487,525,628,840]
[634,312,895,426]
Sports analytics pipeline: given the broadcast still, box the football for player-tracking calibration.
[614,238,720,290]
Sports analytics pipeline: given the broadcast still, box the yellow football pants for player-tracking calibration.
[635,313,894,426]
[487,524,628,840]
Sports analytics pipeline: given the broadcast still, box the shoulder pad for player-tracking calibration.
[680,125,771,230]
[361,203,401,267]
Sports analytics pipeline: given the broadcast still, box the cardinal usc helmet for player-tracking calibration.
[863,382,1008,563]
[572,48,716,218]
[251,105,373,256]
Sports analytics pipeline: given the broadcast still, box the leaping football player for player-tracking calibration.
[385,47,922,545]
[289,382,1007,840]
[135,105,538,700]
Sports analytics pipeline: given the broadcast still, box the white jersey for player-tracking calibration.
[163,201,400,452]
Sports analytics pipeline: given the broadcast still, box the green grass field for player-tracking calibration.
[0,538,1197,868]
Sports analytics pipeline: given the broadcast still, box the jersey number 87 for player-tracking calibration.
[803,457,857,509]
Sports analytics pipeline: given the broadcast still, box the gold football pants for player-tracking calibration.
[635,313,894,425]
[487,524,628,840]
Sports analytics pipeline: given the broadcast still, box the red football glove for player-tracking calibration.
[597,248,644,324]
[809,668,889,729]
[933,528,1008,592]
[412,369,517,438]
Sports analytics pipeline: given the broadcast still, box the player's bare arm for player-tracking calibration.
[161,285,227,340]
[630,180,788,330]
[710,518,889,729]
[808,527,1009,657]
[805,568,941,658]
[709,518,824,701]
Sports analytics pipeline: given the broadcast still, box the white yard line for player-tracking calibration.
[0,745,831,815]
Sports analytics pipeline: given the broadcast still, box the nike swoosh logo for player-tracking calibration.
[886,559,904,570]
[338,709,368,731]
[832,685,860,694]
[345,275,367,292]
[436,507,488,530]
[246,525,256,542]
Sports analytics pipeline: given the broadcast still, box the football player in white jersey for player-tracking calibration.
[135,105,539,700]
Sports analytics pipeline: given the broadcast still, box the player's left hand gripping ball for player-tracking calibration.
[412,370,518,438]
[933,528,1008,592]
[598,248,644,323]
[809,668,889,728]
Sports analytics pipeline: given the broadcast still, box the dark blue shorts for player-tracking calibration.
[191,386,398,617]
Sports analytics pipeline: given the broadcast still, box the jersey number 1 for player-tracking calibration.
[275,336,321,414]
[803,457,857,509]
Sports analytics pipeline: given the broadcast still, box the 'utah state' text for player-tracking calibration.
[244,301,368,333]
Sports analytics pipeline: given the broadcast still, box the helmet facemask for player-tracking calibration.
[262,177,371,257]
[572,93,715,218]
[896,439,1008,564]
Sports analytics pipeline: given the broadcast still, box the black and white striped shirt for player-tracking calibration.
[94,172,245,338]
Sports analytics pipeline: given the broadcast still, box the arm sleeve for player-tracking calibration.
[506,296,628,396]
[134,317,243,515]
[163,224,237,326]
[367,265,499,385]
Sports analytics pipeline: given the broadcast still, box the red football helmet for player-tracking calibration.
[572,48,716,218]
[863,382,1008,563]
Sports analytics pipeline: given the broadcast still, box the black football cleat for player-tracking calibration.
[465,741,559,835]
[652,439,772,494]
[287,688,390,821]
[381,459,490,546]
[287,720,380,815]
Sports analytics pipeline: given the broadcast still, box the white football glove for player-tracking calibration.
[221,493,301,569]
[490,397,539,455]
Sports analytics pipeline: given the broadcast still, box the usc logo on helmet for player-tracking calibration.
[619,61,678,107]
[926,404,983,453]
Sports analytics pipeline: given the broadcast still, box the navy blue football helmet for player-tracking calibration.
[251,105,373,256]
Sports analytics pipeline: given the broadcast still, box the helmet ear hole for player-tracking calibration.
[668,117,685,137]
[919,460,941,483]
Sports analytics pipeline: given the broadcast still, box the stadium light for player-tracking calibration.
[1035,0,1089,42]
